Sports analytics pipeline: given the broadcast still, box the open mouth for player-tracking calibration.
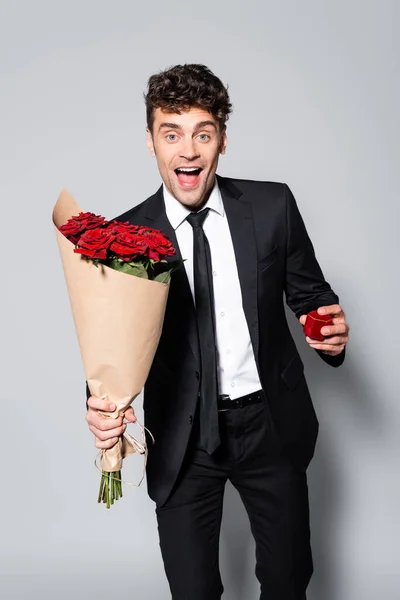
[174,167,203,188]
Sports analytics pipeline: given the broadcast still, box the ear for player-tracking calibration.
[219,130,227,155]
[146,127,155,157]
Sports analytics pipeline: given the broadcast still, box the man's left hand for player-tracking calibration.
[299,304,350,356]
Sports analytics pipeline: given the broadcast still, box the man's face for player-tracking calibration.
[146,106,227,210]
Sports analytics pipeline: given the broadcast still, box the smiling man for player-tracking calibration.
[86,63,349,600]
[148,108,225,209]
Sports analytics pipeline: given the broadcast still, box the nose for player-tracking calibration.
[179,137,200,161]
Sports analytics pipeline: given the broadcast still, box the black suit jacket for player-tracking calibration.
[86,174,345,507]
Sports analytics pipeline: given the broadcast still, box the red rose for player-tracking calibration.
[142,230,176,261]
[74,227,116,260]
[136,226,153,235]
[109,232,148,261]
[106,220,141,235]
[59,212,107,244]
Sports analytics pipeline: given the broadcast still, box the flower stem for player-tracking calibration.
[98,470,122,508]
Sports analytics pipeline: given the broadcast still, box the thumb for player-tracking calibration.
[299,314,307,326]
[123,406,136,422]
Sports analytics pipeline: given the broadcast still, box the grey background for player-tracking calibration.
[1,1,399,598]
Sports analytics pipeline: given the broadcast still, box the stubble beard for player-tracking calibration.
[168,170,215,210]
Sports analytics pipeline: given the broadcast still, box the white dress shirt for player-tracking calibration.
[163,179,262,399]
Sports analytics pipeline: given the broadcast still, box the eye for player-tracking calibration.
[198,134,210,141]
[166,134,178,141]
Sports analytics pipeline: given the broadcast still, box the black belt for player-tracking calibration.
[217,389,263,411]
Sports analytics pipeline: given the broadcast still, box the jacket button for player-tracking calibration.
[195,371,200,380]
[189,415,193,424]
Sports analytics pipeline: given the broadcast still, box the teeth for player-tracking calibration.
[176,167,201,172]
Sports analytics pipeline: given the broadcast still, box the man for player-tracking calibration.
[86,64,349,599]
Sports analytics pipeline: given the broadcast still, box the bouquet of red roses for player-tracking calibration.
[60,209,180,282]
[53,189,181,508]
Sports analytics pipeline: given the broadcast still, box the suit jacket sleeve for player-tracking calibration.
[283,183,345,368]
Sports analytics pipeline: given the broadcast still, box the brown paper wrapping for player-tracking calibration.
[52,189,170,472]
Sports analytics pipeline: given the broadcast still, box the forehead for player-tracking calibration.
[153,106,218,130]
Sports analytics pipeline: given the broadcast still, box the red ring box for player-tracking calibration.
[303,310,333,341]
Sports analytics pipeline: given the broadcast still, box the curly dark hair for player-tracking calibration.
[144,64,233,135]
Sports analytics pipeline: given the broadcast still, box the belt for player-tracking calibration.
[217,389,263,411]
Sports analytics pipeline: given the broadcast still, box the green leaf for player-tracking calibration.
[146,258,185,282]
[154,271,171,283]
[108,258,148,279]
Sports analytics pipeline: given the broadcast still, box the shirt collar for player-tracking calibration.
[163,176,224,230]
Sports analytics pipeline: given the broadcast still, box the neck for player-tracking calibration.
[186,175,216,211]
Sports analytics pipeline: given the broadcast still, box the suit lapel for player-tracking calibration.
[217,174,260,363]
[142,185,201,368]
[138,176,260,369]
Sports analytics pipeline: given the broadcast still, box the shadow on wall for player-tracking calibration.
[219,304,386,600]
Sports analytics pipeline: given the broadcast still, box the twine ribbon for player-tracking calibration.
[94,418,155,489]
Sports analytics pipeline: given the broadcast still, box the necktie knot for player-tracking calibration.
[186,207,210,229]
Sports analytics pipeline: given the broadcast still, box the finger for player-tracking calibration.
[308,342,346,352]
[309,345,343,353]
[320,335,349,346]
[86,410,124,430]
[299,315,307,326]
[123,407,136,423]
[89,422,127,442]
[320,323,349,336]
[317,304,342,316]
[325,318,350,332]
[331,314,347,325]
[95,436,119,450]
[306,334,348,346]
[87,395,116,413]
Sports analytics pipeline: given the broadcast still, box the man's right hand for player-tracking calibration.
[86,396,136,449]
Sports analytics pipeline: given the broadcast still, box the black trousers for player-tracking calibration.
[155,393,312,600]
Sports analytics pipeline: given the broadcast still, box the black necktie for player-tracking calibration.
[186,208,221,454]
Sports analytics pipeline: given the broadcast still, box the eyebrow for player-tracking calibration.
[158,120,217,132]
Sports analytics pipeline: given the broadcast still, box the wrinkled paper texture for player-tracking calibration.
[52,189,170,472]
